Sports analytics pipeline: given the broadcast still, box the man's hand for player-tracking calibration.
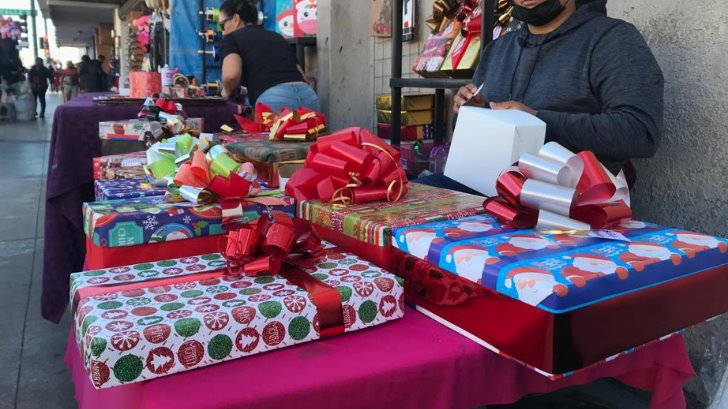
[453,83,485,113]
[489,101,538,116]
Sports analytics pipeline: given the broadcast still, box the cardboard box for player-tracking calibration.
[445,107,545,196]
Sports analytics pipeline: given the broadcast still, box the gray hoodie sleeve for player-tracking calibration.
[537,22,664,161]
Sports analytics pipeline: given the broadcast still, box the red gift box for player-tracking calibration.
[130,71,162,98]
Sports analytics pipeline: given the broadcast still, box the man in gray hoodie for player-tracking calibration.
[423,0,663,192]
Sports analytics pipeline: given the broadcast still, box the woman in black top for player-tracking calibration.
[219,0,320,113]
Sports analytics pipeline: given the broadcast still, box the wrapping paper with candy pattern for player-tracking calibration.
[84,195,295,248]
[70,243,404,388]
[93,152,147,180]
[94,178,167,201]
[299,184,486,247]
[394,215,728,313]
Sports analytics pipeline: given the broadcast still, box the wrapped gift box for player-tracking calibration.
[217,132,269,145]
[377,109,433,126]
[298,183,485,270]
[393,214,728,375]
[94,178,167,201]
[93,152,147,180]
[440,9,481,79]
[377,124,435,142]
[130,71,162,98]
[83,195,295,269]
[412,22,460,78]
[99,118,204,141]
[226,140,312,188]
[375,94,435,111]
[70,243,404,388]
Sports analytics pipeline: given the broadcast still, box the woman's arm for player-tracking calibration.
[221,54,243,99]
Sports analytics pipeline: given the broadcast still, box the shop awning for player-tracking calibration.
[37,0,124,46]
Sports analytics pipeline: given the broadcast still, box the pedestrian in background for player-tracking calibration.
[61,61,80,102]
[28,57,52,118]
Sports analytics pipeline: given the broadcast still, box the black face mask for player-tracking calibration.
[512,0,567,26]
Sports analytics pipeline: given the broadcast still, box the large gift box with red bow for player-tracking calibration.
[393,215,728,375]
[70,243,403,388]
[283,127,486,270]
[83,195,295,269]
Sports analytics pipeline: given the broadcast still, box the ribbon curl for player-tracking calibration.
[484,142,632,232]
[234,103,326,142]
[222,212,325,277]
[284,127,408,204]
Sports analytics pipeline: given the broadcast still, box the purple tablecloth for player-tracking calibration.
[42,93,238,322]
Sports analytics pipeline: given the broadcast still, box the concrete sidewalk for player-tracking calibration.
[0,93,76,409]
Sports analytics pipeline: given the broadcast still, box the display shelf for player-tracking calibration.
[390,0,496,145]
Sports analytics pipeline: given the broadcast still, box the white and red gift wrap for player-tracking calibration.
[484,142,632,232]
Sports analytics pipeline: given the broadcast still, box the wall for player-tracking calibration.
[607,0,728,405]
[318,0,436,131]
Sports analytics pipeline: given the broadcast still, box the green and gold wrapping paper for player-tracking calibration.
[376,110,434,126]
[298,184,486,247]
[375,94,435,111]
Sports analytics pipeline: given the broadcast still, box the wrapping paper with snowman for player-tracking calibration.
[393,214,728,374]
[70,244,404,388]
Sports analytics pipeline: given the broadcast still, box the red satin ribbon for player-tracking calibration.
[484,152,632,229]
[155,98,178,114]
[451,9,481,70]
[222,211,325,277]
[285,127,408,204]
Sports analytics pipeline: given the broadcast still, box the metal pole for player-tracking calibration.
[30,0,39,60]
[391,0,403,146]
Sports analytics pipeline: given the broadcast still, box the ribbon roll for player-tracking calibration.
[484,142,632,232]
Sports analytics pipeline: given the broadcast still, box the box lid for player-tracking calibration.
[394,214,728,313]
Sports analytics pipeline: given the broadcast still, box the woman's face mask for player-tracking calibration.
[512,0,567,26]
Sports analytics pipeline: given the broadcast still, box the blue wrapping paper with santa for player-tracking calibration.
[394,214,728,311]
[393,214,728,375]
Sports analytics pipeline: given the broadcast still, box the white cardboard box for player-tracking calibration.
[445,107,546,196]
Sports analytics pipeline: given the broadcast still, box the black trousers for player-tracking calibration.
[32,88,47,116]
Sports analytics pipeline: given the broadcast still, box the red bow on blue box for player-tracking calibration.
[484,142,632,232]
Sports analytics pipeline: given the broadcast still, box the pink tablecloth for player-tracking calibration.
[66,308,693,409]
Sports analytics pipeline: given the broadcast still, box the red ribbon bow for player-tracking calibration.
[484,144,632,231]
[222,212,325,276]
[284,127,408,204]
[155,98,178,114]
